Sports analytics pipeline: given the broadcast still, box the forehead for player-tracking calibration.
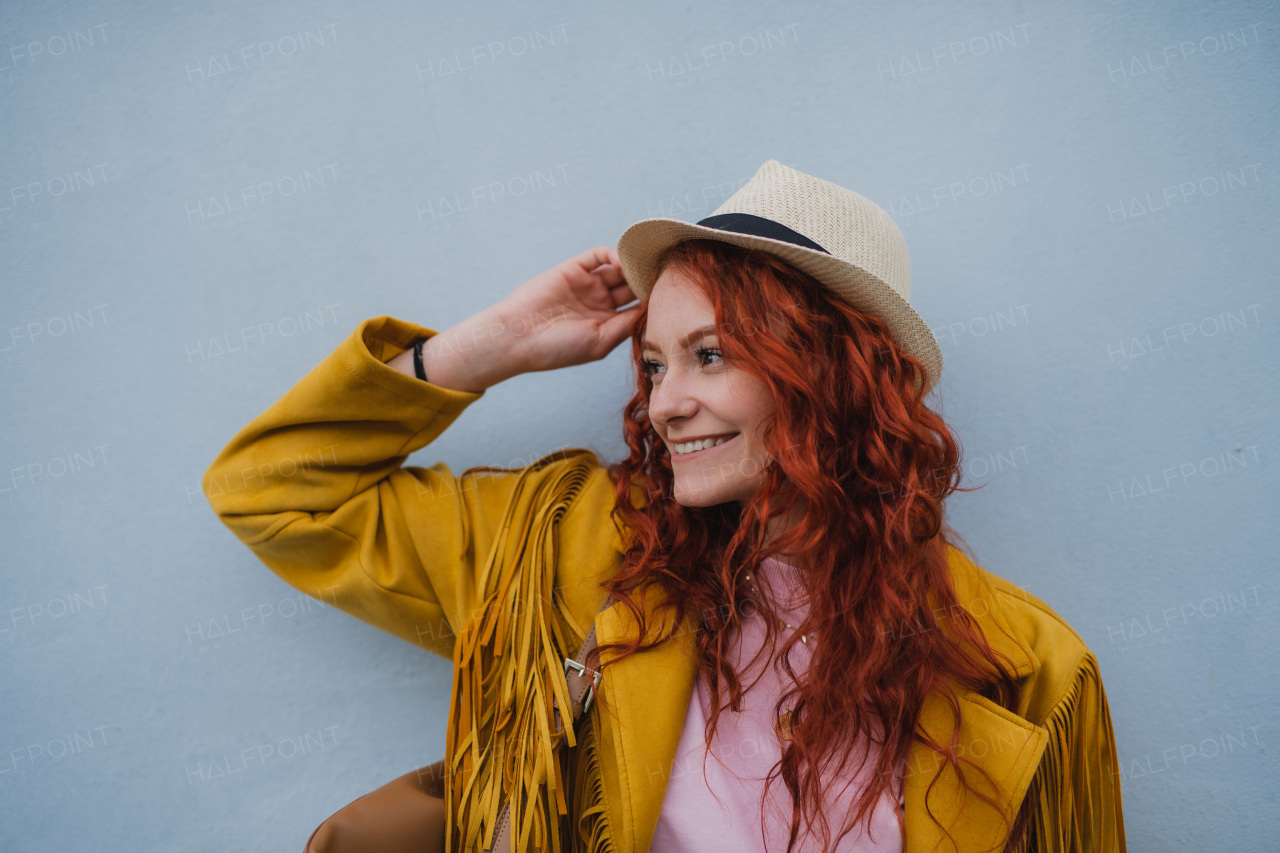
[642,268,717,351]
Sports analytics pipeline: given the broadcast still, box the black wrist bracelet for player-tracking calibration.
[412,338,428,382]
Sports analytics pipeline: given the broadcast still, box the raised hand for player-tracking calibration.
[491,246,640,373]
[410,247,640,392]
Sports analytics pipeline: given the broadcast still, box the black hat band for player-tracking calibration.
[694,212,830,255]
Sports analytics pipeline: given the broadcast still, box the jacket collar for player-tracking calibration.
[591,546,1046,853]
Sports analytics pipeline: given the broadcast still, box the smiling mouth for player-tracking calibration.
[670,433,739,458]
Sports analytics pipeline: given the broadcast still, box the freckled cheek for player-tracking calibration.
[738,419,772,453]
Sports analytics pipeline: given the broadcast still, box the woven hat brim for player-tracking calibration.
[617,218,943,394]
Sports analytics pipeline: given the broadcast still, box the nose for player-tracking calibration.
[647,368,698,430]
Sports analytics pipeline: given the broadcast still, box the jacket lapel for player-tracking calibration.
[902,688,1046,852]
[592,582,697,853]
[902,554,1046,852]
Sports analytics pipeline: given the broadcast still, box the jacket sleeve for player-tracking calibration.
[202,314,540,659]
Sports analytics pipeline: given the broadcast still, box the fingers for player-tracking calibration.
[593,259,624,286]
[608,279,638,308]
[574,245,637,307]
[600,305,641,350]
[571,246,619,274]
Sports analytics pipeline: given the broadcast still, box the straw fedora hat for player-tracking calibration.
[616,159,943,394]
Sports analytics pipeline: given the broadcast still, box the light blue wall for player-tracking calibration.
[2,1,1276,850]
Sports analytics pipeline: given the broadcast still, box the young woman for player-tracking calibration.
[204,161,1125,852]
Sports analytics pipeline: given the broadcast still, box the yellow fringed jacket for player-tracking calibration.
[204,316,1126,852]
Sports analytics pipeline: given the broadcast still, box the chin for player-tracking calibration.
[671,479,750,508]
[672,490,721,508]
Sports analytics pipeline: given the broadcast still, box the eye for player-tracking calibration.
[640,359,664,378]
[693,345,724,367]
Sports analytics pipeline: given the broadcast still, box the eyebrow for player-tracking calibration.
[641,325,718,354]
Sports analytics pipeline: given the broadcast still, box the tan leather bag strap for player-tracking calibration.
[485,593,618,853]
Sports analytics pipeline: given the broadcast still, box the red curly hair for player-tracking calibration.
[597,239,1028,851]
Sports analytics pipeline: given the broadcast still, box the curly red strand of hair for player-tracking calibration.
[597,239,1027,851]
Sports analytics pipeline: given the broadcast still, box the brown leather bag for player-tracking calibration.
[304,595,614,853]
[304,761,448,852]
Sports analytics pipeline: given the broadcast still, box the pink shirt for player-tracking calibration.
[650,557,904,852]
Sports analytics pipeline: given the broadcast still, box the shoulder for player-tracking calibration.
[538,448,647,545]
[508,448,637,627]
[946,547,1126,846]
[944,545,1100,725]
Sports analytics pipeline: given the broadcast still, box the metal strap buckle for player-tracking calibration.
[564,657,602,714]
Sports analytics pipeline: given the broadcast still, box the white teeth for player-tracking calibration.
[673,435,732,455]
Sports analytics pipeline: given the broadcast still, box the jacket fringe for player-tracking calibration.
[1008,652,1126,852]
[444,451,614,853]
[569,693,614,853]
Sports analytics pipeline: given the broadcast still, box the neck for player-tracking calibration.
[761,498,809,570]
